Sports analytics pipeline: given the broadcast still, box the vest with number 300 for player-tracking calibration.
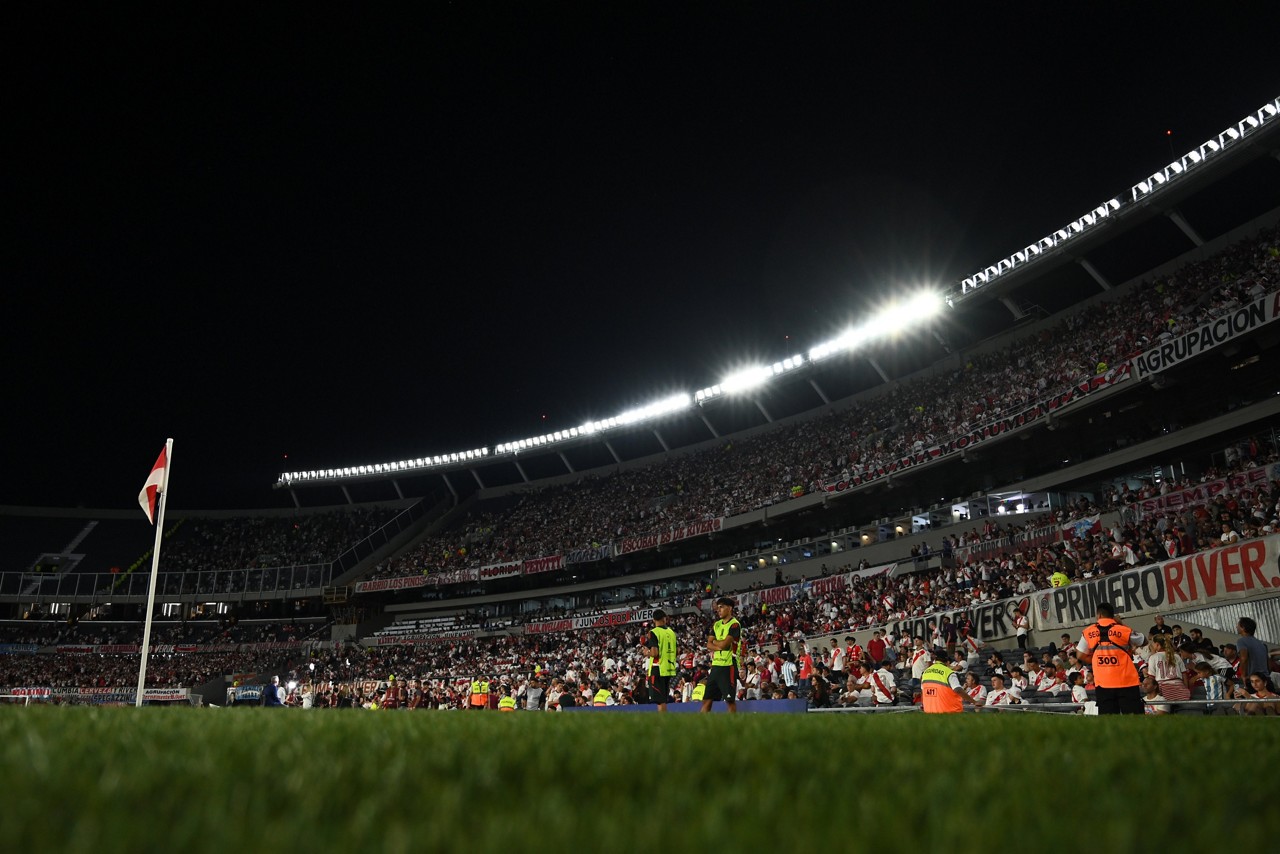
[1082,619,1138,688]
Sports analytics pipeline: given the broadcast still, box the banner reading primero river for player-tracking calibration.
[1034,534,1280,630]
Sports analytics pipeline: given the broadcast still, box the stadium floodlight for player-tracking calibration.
[615,393,692,425]
[695,383,724,403]
[720,365,772,394]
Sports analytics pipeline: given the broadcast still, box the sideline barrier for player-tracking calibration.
[563,699,807,714]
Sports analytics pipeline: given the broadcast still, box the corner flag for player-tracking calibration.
[138,446,168,524]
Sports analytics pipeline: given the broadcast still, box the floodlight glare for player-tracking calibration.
[720,366,771,394]
[906,292,943,319]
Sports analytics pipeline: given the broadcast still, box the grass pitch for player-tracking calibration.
[1,707,1274,852]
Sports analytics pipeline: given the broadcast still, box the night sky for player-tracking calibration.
[7,6,1279,510]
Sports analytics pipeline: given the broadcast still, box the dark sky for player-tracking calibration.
[7,5,1279,509]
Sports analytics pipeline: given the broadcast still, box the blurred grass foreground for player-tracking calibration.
[2,707,1276,852]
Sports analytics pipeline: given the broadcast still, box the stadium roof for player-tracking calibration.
[8,7,1280,509]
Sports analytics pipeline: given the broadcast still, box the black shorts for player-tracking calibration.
[646,673,672,704]
[706,665,738,702]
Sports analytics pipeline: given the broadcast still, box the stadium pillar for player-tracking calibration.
[754,400,774,422]
[867,358,891,383]
[653,430,670,452]
[392,480,404,500]
[699,414,720,438]
[514,460,530,483]
[809,379,830,405]
[289,490,301,509]
[1077,258,1112,291]
[604,441,622,464]
[1166,209,1204,246]
[471,469,486,488]
[998,297,1027,321]
[341,486,353,505]
[442,473,458,501]
[558,452,575,473]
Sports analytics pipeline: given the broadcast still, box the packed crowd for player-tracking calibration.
[5,443,1277,703]
[93,507,400,597]
[238,600,1280,715]
[5,441,1277,707]
[367,226,1280,583]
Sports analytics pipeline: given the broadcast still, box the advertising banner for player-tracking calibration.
[477,561,521,581]
[735,564,896,611]
[616,518,724,556]
[564,545,612,565]
[1129,464,1279,519]
[354,574,430,593]
[523,607,658,634]
[1132,290,1280,378]
[522,555,564,576]
[1033,535,1280,631]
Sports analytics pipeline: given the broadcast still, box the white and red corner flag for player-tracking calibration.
[138,446,168,525]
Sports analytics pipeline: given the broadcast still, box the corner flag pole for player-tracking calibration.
[136,437,173,707]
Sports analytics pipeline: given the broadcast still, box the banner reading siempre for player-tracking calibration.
[1132,289,1280,378]
[822,367,1130,495]
[1129,463,1280,519]
[616,518,724,556]
[1034,535,1280,630]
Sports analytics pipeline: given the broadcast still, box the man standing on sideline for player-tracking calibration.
[701,597,741,714]
[643,609,678,712]
[1077,602,1145,714]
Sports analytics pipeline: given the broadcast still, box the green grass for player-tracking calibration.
[1,707,1275,852]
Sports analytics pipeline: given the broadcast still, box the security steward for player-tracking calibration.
[592,679,614,706]
[700,597,742,714]
[469,676,485,711]
[497,687,517,712]
[920,660,977,713]
[643,609,679,712]
[1077,602,1145,714]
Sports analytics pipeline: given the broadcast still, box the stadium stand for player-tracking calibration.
[4,161,1280,711]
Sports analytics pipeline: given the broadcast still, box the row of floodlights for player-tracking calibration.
[276,293,944,486]
[279,448,490,483]
[953,96,1279,300]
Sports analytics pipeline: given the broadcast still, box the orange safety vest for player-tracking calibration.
[1080,619,1139,688]
[920,662,964,714]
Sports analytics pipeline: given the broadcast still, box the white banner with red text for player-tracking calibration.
[1128,463,1280,520]
[1033,535,1280,631]
[733,563,898,613]
[615,518,724,556]
[523,607,657,635]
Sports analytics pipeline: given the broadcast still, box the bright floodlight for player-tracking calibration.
[905,291,943,319]
[720,365,772,394]
[615,393,692,425]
